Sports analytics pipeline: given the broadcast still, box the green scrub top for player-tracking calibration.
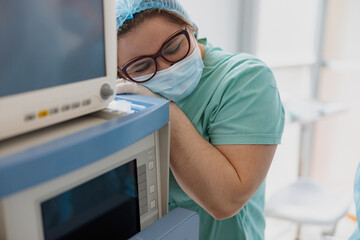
[169,39,285,240]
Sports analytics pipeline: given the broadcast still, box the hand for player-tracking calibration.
[116,78,162,99]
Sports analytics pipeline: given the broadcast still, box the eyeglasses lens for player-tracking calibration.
[161,33,189,62]
[126,57,156,80]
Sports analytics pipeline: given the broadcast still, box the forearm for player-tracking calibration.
[169,102,247,219]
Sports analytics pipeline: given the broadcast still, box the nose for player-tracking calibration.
[156,57,172,71]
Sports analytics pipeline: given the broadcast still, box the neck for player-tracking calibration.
[197,42,206,60]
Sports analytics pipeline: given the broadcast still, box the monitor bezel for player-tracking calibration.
[0,0,117,141]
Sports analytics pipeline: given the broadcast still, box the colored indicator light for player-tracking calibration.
[38,110,49,118]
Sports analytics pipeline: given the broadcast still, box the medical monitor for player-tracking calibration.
[0,96,170,240]
[0,0,116,140]
[41,160,140,240]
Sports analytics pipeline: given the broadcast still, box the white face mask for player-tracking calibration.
[136,44,204,102]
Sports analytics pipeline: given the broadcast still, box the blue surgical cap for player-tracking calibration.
[116,0,197,32]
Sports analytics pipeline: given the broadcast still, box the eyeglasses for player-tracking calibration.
[118,28,191,83]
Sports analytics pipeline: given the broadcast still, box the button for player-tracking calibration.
[150,200,156,209]
[24,113,36,121]
[61,105,70,112]
[138,173,146,183]
[38,110,49,118]
[140,205,148,216]
[139,189,147,200]
[100,83,114,100]
[72,102,80,109]
[82,99,91,106]
[148,161,154,170]
[149,184,155,194]
[49,108,59,115]
[138,181,147,191]
[139,197,148,207]
[137,165,146,175]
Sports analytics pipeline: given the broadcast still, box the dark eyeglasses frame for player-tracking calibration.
[118,27,191,83]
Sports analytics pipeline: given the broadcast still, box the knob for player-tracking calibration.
[100,83,114,100]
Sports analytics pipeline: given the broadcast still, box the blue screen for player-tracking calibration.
[41,160,140,240]
[0,0,106,97]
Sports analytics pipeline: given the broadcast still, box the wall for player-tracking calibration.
[312,0,360,191]
[179,0,242,53]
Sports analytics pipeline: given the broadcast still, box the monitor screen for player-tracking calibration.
[0,0,106,98]
[41,160,140,240]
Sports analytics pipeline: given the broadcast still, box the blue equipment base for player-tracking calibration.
[129,208,199,240]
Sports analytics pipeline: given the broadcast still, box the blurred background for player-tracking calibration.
[180,0,360,239]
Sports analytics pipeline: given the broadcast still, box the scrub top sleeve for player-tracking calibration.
[208,60,285,145]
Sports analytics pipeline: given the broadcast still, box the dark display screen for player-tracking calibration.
[0,0,106,97]
[41,160,140,240]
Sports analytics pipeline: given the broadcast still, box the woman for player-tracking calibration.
[116,0,285,239]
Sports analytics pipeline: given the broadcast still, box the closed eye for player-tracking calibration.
[163,35,184,56]
[126,57,156,78]
[164,43,181,55]
[133,61,152,73]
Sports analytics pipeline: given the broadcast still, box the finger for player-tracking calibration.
[116,78,131,85]
[136,85,164,99]
[116,82,137,94]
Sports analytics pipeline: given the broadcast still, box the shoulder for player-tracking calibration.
[204,45,284,144]
[211,54,276,96]
[202,40,259,69]
[224,57,276,90]
[201,40,274,87]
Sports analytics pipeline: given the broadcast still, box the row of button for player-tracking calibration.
[138,164,148,216]
[147,150,156,211]
[147,155,157,212]
[138,160,157,216]
[24,99,92,122]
